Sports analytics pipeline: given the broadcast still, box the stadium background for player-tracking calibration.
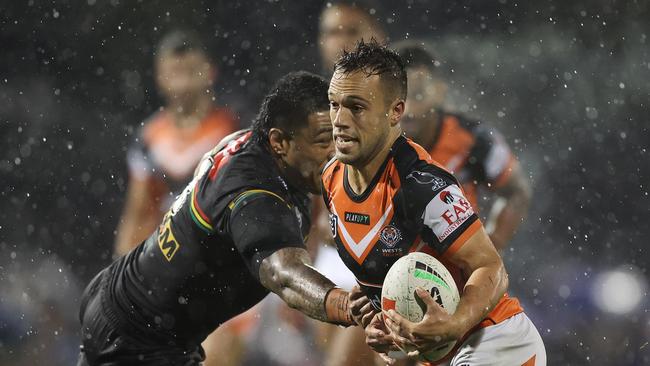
[1,1,648,364]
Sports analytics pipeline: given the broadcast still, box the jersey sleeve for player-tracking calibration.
[227,190,305,279]
[404,165,482,258]
[467,126,515,189]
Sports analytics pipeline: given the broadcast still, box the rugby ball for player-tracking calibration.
[381,252,460,362]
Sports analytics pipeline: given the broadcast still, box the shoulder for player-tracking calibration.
[140,110,171,145]
[444,112,505,145]
[321,157,344,196]
[444,112,482,132]
[202,107,239,130]
[391,137,462,210]
[392,136,456,186]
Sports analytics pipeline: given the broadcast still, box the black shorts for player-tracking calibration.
[77,269,205,366]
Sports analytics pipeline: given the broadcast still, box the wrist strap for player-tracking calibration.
[324,287,354,327]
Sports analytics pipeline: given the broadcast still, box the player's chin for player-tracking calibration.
[334,150,358,165]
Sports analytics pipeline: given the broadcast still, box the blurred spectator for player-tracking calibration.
[112,29,239,366]
[395,42,532,251]
[114,29,238,256]
[318,0,387,72]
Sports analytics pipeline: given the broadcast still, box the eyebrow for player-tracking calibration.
[328,92,370,105]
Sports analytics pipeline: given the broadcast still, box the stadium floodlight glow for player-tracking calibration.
[591,266,646,315]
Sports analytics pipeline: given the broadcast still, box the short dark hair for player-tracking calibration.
[394,41,440,76]
[251,71,329,145]
[155,29,206,58]
[334,39,407,101]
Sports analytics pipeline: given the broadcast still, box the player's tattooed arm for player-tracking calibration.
[485,163,531,250]
[259,247,355,326]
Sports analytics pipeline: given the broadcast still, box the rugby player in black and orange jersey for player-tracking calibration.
[115,30,238,256]
[77,72,363,366]
[323,40,546,365]
[395,43,532,251]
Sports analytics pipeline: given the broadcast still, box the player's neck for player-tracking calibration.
[346,129,401,195]
[169,95,213,129]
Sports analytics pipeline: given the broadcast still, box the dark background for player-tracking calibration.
[1,1,648,364]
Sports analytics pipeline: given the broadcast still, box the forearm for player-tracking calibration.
[452,262,508,335]
[268,261,335,321]
[259,247,353,325]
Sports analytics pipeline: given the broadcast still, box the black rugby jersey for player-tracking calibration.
[101,130,311,346]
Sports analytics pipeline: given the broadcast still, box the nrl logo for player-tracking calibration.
[406,171,446,191]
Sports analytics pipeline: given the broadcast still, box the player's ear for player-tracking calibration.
[268,128,291,156]
[388,99,405,127]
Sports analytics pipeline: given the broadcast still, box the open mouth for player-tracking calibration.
[334,135,357,149]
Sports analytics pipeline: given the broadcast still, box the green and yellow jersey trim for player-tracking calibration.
[190,184,214,234]
[228,189,290,212]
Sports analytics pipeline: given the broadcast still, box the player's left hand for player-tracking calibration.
[349,285,376,328]
[383,287,462,358]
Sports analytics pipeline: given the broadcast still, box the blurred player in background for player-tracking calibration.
[395,42,531,251]
[112,30,240,365]
[323,39,545,366]
[114,29,237,256]
[318,0,387,72]
[78,72,363,366]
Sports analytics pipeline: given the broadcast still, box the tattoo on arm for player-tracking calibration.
[259,247,336,322]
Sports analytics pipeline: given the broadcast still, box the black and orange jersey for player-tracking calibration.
[99,130,312,346]
[426,112,516,210]
[321,136,522,330]
[127,108,238,196]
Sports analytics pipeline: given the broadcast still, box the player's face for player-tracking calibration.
[155,51,214,107]
[284,111,334,194]
[402,66,447,139]
[319,6,383,70]
[328,70,391,166]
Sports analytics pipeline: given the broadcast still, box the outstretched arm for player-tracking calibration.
[259,247,353,325]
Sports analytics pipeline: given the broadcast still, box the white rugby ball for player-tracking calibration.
[381,252,460,362]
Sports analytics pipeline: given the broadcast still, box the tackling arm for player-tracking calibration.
[259,247,354,326]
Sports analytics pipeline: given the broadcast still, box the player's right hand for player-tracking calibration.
[365,312,397,364]
[349,285,375,328]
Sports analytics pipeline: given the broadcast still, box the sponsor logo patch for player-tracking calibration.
[158,214,180,261]
[344,211,370,225]
[423,185,474,242]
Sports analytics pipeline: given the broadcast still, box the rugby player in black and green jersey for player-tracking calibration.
[77,72,363,365]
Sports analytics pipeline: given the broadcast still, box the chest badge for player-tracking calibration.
[380,225,402,248]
